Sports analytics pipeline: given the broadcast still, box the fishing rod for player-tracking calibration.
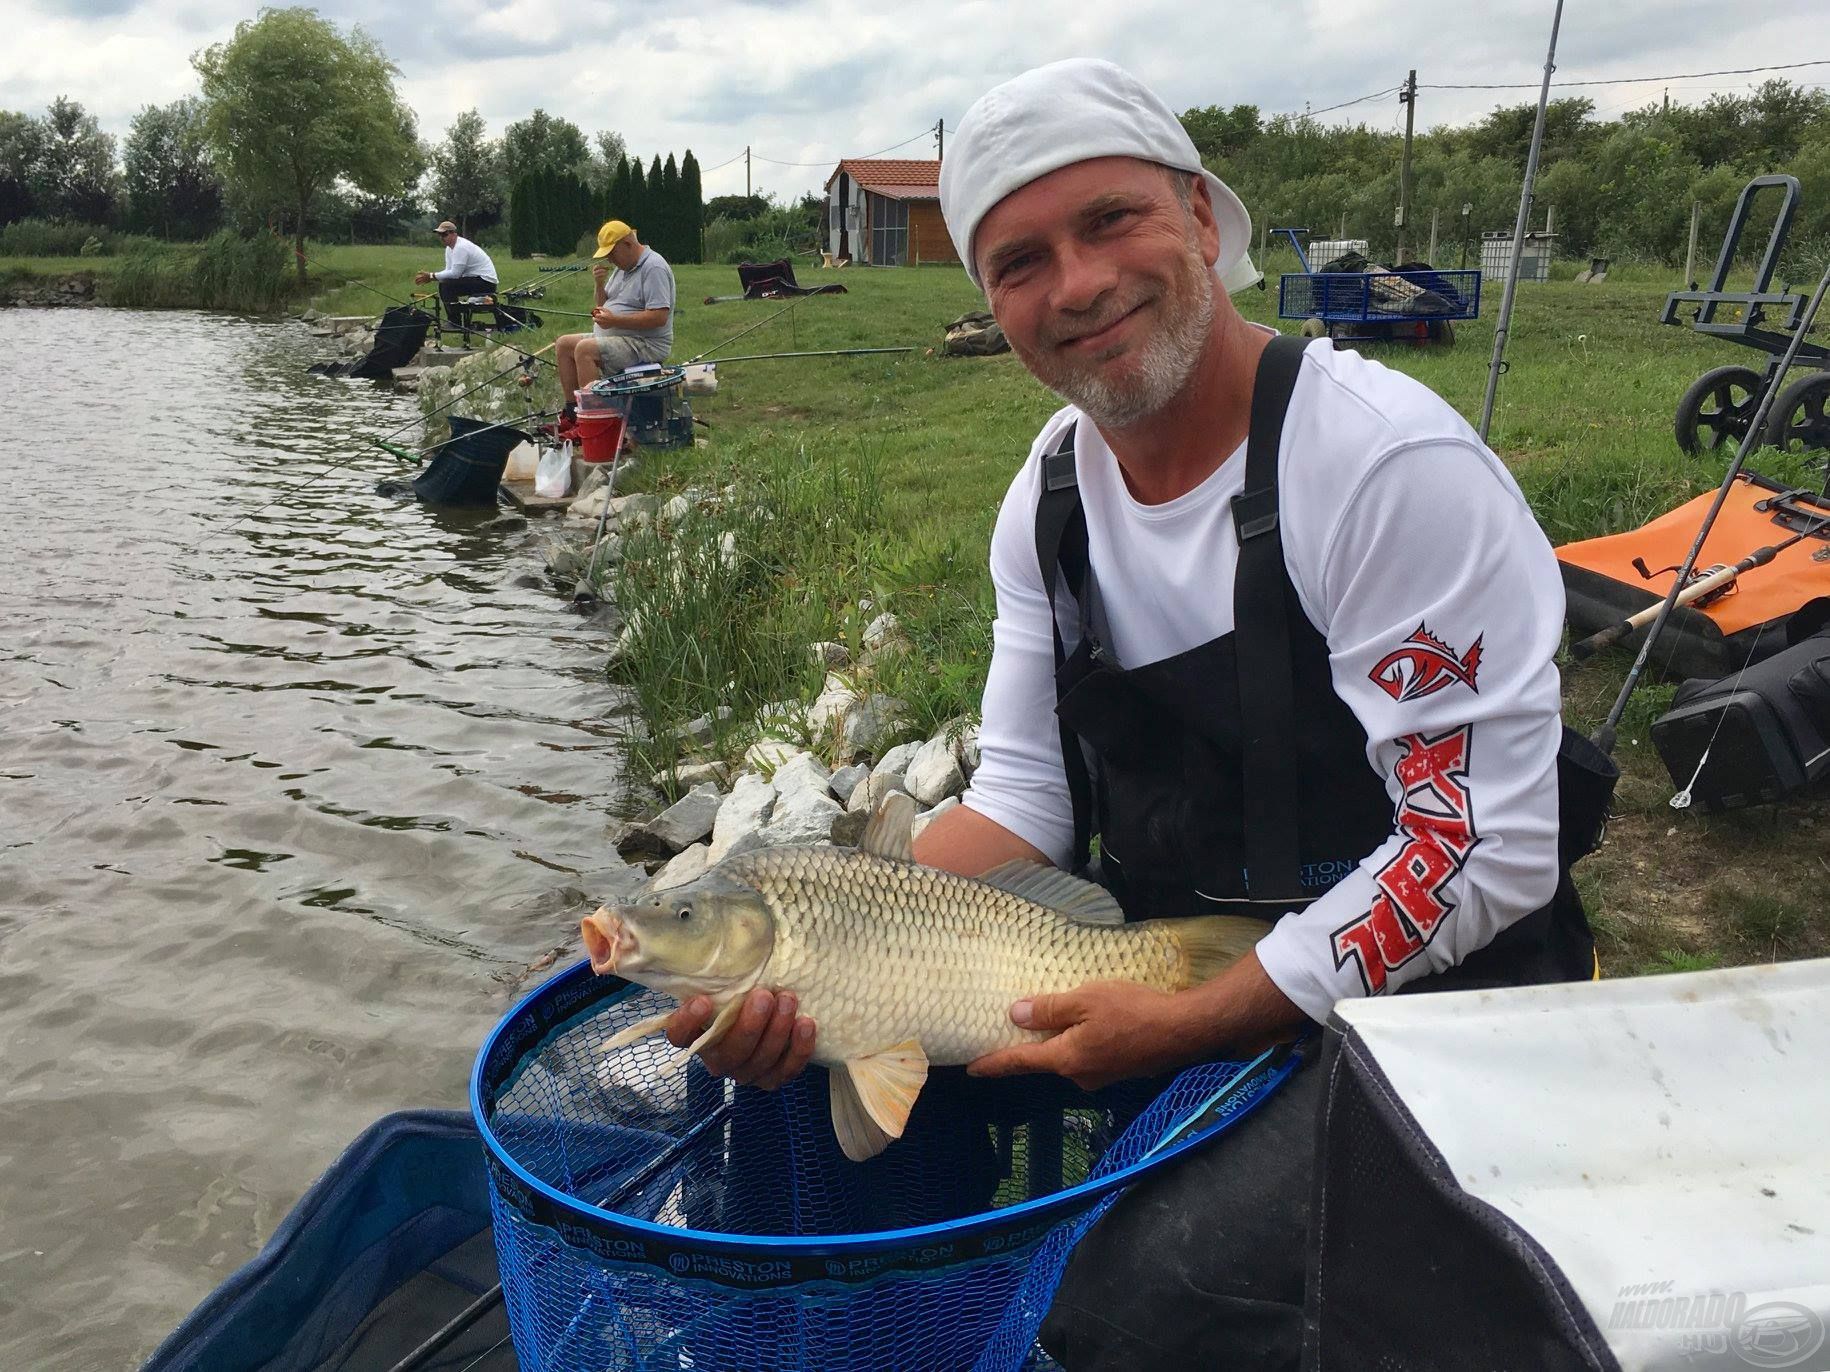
[368,409,558,465]
[704,347,916,364]
[1589,256,1830,754]
[1478,0,1565,443]
[686,297,808,365]
[1570,507,1830,662]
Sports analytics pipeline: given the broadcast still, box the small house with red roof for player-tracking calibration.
[823,158,958,267]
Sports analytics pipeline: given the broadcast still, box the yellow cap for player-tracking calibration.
[593,220,633,258]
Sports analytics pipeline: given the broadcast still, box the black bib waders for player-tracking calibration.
[1035,336,1615,1370]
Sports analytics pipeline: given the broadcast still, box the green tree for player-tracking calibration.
[680,149,703,263]
[628,156,648,234]
[36,96,119,223]
[0,110,47,225]
[659,152,680,258]
[645,154,663,242]
[193,8,419,283]
[431,108,502,235]
[122,97,223,239]
[502,109,590,179]
[590,130,627,188]
[1180,103,1261,163]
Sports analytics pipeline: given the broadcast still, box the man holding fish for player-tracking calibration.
[593,58,1595,1371]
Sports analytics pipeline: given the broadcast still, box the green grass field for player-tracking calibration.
[13,240,1825,975]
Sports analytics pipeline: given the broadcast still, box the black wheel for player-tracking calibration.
[1762,372,1830,454]
[1674,365,1761,455]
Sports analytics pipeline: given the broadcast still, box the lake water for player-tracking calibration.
[0,308,627,1368]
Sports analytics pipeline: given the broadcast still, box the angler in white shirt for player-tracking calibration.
[413,220,498,330]
[659,57,1610,1372]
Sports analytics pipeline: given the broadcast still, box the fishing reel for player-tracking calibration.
[1630,557,1738,607]
[517,355,537,389]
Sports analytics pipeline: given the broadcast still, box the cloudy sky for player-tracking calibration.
[9,0,1828,200]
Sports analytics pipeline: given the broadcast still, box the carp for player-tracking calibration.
[580,794,1264,1162]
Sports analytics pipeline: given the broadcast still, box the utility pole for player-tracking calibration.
[745,146,751,199]
[1428,207,1439,264]
[1396,69,1418,262]
[936,119,944,160]
[1685,200,1701,287]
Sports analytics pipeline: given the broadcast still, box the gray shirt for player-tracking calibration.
[595,246,675,354]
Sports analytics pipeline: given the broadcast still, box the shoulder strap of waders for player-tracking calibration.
[1231,334,1311,905]
[1033,421,1096,871]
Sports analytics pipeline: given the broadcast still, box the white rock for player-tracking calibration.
[847,770,909,815]
[842,695,907,758]
[708,772,775,864]
[809,641,852,669]
[610,492,660,518]
[910,796,960,845]
[661,494,695,523]
[649,843,709,892]
[718,829,769,863]
[771,751,833,800]
[829,763,870,806]
[743,736,800,772]
[763,787,842,847]
[874,741,923,780]
[904,735,967,806]
[718,531,738,568]
[646,782,723,851]
[807,683,860,737]
[863,612,901,650]
[650,759,730,790]
[680,708,732,747]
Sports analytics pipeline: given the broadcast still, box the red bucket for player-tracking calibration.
[575,411,626,464]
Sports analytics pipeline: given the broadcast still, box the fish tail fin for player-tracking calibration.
[1170,916,1271,987]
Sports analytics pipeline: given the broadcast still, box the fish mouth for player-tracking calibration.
[580,908,636,975]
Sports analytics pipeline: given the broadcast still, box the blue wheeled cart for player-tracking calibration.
[1273,227,1481,347]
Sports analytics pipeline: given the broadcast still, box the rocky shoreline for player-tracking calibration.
[0,272,99,307]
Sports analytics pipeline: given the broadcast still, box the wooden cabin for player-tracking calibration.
[822,159,959,267]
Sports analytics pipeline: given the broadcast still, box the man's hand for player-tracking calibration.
[590,263,609,285]
[413,271,433,285]
[591,306,616,328]
[967,981,1203,1091]
[666,989,816,1089]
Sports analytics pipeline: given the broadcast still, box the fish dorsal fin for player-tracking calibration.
[860,792,917,863]
[829,1040,930,1162]
[978,860,1126,924]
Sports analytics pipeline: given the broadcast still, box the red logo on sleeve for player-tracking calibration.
[1369,624,1483,703]
[1331,727,1480,995]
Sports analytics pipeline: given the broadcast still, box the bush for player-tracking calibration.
[0,218,119,256]
[108,231,292,311]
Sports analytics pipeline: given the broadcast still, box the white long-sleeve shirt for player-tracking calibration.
[433,236,497,284]
[961,338,1566,1024]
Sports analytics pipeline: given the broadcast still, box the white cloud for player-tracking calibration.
[4,0,1826,200]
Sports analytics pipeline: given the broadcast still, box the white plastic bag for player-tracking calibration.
[534,440,572,498]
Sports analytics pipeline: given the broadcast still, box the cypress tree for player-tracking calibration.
[628,157,647,237]
[661,153,680,259]
[509,173,531,258]
[609,155,631,224]
[680,150,703,264]
[647,155,664,246]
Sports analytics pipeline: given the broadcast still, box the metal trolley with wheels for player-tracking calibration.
[1664,174,1830,463]
[1271,226,1480,347]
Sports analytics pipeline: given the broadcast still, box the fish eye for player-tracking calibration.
[676,905,692,921]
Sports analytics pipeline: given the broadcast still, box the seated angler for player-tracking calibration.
[413,221,498,333]
[554,220,676,433]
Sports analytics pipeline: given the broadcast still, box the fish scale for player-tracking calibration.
[723,845,1190,1066]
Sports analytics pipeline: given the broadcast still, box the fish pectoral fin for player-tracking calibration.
[671,996,746,1067]
[1169,915,1273,987]
[829,1040,930,1162]
[597,1011,675,1055]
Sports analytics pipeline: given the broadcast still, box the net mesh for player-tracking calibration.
[475,965,1285,1372]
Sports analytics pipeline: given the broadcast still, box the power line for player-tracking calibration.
[750,125,936,169]
[1422,57,1830,91]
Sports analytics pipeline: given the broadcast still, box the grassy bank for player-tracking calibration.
[1,231,292,311]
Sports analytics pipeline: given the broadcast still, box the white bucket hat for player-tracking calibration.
[939,58,1261,294]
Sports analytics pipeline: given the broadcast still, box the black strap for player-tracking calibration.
[1034,423,1096,869]
[1231,335,1311,903]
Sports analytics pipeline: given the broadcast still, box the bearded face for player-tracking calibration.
[977,158,1223,430]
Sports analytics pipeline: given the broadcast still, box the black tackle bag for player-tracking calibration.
[1650,602,1830,810]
